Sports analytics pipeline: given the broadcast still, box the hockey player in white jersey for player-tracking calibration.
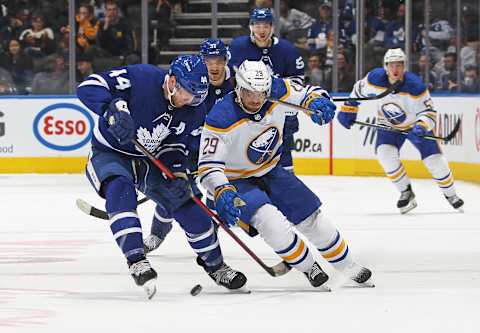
[198,60,372,288]
[338,48,464,213]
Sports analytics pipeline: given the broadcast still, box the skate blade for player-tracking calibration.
[456,207,465,213]
[228,286,252,294]
[143,278,157,300]
[399,199,417,214]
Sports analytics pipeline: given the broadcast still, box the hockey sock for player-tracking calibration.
[174,200,223,272]
[423,153,457,197]
[251,204,314,273]
[151,204,174,239]
[104,176,144,264]
[296,210,353,271]
[377,144,411,192]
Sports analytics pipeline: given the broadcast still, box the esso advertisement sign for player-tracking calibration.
[33,103,94,151]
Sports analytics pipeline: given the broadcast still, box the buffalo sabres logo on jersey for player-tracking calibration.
[136,124,170,153]
[380,102,406,125]
[247,127,280,165]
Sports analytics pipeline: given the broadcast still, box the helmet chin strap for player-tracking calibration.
[164,75,178,108]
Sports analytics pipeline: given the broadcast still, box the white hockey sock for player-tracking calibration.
[377,144,411,192]
[423,153,457,197]
[296,210,353,271]
[251,204,314,273]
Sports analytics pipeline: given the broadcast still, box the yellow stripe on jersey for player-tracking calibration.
[226,155,281,180]
[322,239,346,259]
[204,118,249,133]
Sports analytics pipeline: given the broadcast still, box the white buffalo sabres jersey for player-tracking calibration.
[198,78,330,192]
[347,68,436,130]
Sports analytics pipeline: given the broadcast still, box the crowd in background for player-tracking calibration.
[0,0,478,95]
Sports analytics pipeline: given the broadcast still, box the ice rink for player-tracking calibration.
[1,174,479,333]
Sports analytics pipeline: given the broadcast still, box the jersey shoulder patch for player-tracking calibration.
[401,72,427,96]
[205,94,245,130]
[367,68,389,88]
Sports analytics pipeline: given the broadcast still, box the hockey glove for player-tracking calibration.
[308,97,337,126]
[406,122,428,145]
[106,98,136,145]
[337,100,360,129]
[165,172,191,200]
[214,184,246,227]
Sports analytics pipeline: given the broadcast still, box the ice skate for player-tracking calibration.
[344,262,374,287]
[143,234,165,254]
[397,185,417,214]
[129,259,158,299]
[197,257,247,290]
[445,194,464,212]
[304,262,329,289]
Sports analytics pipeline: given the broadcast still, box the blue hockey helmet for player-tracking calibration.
[169,55,209,106]
[249,8,273,25]
[200,38,229,60]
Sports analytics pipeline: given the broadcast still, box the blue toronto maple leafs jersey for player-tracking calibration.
[203,66,234,112]
[229,36,305,84]
[77,64,208,172]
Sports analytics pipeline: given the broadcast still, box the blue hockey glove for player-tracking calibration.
[165,172,191,199]
[337,100,360,129]
[308,97,337,125]
[214,184,246,227]
[105,98,136,145]
[407,122,428,145]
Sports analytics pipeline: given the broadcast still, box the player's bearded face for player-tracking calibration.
[204,57,227,84]
[240,88,267,113]
[386,62,405,82]
[252,22,272,45]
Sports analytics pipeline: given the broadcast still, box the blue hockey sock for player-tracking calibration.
[151,204,174,239]
[104,176,145,264]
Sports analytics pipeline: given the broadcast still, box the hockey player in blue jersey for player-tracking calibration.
[229,8,304,173]
[143,39,235,254]
[338,48,464,213]
[76,55,247,299]
[198,60,373,289]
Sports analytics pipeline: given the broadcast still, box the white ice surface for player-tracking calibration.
[1,174,479,333]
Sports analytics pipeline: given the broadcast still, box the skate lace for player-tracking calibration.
[129,260,151,277]
[144,235,162,251]
[399,190,412,201]
[309,263,323,279]
[211,264,237,284]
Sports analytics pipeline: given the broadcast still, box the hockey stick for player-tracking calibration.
[76,196,150,220]
[131,138,291,278]
[354,119,461,142]
[331,84,397,102]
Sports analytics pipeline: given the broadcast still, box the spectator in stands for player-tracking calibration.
[308,1,332,51]
[0,39,33,94]
[289,29,309,65]
[414,54,438,92]
[365,3,385,48]
[460,64,479,93]
[439,52,459,91]
[155,0,172,50]
[384,2,405,49]
[31,53,69,94]
[18,12,55,58]
[77,54,94,83]
[305,52,331,88]
[460,29,479,72]
[0,67,16,95]
[97,0,135,59]
[1,7,31,49]
[60,3,99,56]
[337,52,355,92]
[278,0,315,39]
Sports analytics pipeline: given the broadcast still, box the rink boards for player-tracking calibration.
[0,95,479,182]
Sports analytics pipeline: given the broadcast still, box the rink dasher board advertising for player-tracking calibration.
[0,96,479,181]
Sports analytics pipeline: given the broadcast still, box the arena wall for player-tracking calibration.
[0,95,479,182]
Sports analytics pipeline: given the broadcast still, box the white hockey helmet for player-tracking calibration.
[383,48,407,71]
[235,60,272,113]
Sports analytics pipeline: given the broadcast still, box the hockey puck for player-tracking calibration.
[190,284,202,296]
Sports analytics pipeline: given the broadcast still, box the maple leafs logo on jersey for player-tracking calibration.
[136,124,171,153]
